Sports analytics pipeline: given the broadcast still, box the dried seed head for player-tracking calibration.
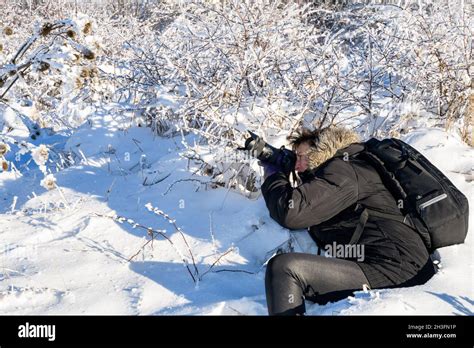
[4,27,13,35]
[31,144,49,166]
[80,68,90,78]
[40,23,53,36]
[75,78,82,90]
[1,159,8,171]
[0,143,11,156]
[38,62,50,72]
[82,48,95,60]
[40,174,57,190]
[83,22,92,35]
[66,30,76,38]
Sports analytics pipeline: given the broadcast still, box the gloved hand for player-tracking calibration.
[238,132,266,158]
[258,153,283,179]
[259,160,281,180]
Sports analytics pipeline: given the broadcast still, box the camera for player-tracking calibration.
[239,130,296,175]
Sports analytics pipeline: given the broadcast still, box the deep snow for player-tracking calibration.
[0,115,472,315]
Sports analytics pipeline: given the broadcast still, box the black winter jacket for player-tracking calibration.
[261,142,435,288]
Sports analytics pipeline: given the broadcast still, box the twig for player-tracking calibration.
[127,228,155,262]
[145,203,200,278]
[143,172,171,186]
[209,211,218,255]
[56,186,70,210]
[132,138,144,152]
[213,269,256,275]
[199,246,236,280]
[93,212,197,283]
[162,178,208,195]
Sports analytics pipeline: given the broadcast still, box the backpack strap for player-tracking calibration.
[365,208,407,224]
[349,208,368,245]
[349,207,410,245]
[358,151,408,201]
[334,141,419,245]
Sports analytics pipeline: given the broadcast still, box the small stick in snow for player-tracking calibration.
[199,246,236,280]
[162,178,208,195]
[10,196,18,213]
[145,203,200,278]
[93,212,197,283]
[56,186,70,210]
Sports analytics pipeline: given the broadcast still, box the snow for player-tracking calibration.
[0,1,472,316]
[0,117,472,315]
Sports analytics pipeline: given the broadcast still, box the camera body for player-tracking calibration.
[242,131,296,175]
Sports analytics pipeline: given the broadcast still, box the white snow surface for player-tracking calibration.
[0,118,472,315]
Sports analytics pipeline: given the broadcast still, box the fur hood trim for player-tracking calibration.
[307,127,361,170]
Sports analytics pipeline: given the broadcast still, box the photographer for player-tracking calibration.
[248,126,437,315]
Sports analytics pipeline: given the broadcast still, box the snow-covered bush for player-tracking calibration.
[120,0,471,194]
[0,18,102,130]
[0,1,178,184]
[0,0,178,132]
[387,1,472,141]
[1,0,471,196]
[121,1,357,194]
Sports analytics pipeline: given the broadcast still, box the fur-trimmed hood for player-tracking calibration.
[306,127,361,170]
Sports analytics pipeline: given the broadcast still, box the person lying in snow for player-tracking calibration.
[258,127,437,315]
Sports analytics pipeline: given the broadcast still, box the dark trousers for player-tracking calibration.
[265,252,435,315]
[265,253,371,315]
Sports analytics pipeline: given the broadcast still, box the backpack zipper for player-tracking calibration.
[419,193,448,210]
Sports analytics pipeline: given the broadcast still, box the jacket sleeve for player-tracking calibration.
[260,159,358,230]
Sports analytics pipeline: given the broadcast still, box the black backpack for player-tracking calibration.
[353,138,469,252]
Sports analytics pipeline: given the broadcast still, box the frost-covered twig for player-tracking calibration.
[145,203,200,278]
[0,20,88,100]
[162,178,208,196]
[93,212,197,283]
[56,186,70,210]
[209,211,218,255]
[39,173,70,209]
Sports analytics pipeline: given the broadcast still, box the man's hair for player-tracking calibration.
[287,127,323,150]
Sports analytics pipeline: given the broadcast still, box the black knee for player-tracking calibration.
[265,253,306,316]
[266,253,298,281]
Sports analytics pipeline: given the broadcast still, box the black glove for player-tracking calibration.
[259,158,282,179]
[238,132,266,159]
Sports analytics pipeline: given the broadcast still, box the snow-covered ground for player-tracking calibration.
[0,115,472,315]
